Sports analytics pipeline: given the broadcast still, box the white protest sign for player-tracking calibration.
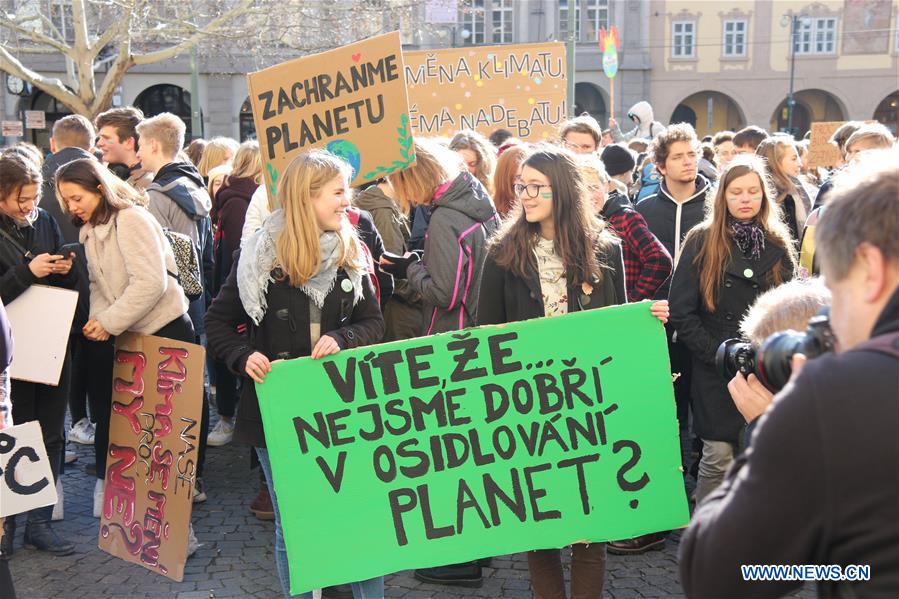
[6,285,78,386]
[0,421,58,517]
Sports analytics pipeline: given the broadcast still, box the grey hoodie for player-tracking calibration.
[613,101,666,142]
[406,172,498,335]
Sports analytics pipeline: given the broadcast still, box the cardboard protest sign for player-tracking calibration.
[404,42,567,141]
[807,120,876,168]
[247,31,415,196]
[257,302,689,594]
[0,421,58,518]
[99,333,205,581]
[6,285,78,386]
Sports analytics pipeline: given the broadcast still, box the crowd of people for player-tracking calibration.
[0,99,896,599]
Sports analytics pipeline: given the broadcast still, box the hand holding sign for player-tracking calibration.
[257,302,689,594]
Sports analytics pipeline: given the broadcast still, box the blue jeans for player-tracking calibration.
[255,447,385,599]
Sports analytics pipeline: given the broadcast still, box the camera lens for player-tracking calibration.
[716,338,756,381]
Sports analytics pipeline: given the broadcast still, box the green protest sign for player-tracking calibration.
[257,302,689,594]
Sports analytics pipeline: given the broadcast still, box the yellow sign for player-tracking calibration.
[404,43,567,141]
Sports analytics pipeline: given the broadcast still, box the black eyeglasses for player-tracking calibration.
[514,183,552,198]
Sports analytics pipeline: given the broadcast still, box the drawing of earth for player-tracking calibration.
[326,139,361,178]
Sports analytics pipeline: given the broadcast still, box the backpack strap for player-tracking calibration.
[850,331,899,360]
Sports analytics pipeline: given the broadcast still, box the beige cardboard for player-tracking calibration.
[98,333,205,581]
[247,31,414,197]
[404,42,567,141]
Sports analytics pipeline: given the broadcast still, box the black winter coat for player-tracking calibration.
[669,229,793,443]
[0,209,78,305]
[478,240,627,325]
[204,250,385,448]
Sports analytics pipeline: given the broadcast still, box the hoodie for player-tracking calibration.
[147,161,214,333]
[613,101,666,142]
[636,175,710,265]
[602,191,672,302]
[406,172,498,335]
[147,162,212,246]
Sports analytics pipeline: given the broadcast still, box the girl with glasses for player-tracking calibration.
[477,145,669,599]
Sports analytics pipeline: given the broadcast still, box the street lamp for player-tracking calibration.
[781,13,808,137]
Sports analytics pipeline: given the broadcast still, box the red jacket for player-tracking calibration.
[601,191,672,301]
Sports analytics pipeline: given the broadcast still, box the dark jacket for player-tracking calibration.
[602,191,672,302]
[204,250,385,448]
[668,229,793,443]
[350,207,394,311]
[406,172,498,335]
[354,185,421,341]
[478,240,627,326]
[0,209,78,305]
[40,146,95,244]
[212,176,258,295]
[39,147,92,330]
[680,286,899,598]
[635,175,710,297]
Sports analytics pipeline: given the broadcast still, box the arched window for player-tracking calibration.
[239,97,256,141]
[873,91,899,135]
[134,84,195,140]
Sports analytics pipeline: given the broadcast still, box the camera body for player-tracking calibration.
[716,312,837,392]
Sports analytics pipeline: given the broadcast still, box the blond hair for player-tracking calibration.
[228,140,263,184]
[845,124,894,153]
[275,150,358,285]
[198,137,239,178]
[388,138,462,207]
[135,113,185,159]
[740,278,831,346]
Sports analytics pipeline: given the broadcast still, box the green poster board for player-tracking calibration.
[257,302,689,594]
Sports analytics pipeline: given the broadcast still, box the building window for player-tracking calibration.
[672,21,695,58]
[48,0,75,42]
[793,17,837,55]
[491,0,513,44]
[584,0,610,42]
[560,0,609,42]
[559,0,580,41]
[895,13,899,52]
[723,19,747,57]
[460,0,486,45]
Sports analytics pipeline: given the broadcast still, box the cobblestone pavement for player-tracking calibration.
[4,416,814,599]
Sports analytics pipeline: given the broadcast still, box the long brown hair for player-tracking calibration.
[490,145,615,287]
[449,130,496,196]
[55,158,149,226]
[688,155,797,311]
[492,144,528,217]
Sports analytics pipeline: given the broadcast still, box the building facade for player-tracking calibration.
[2,0,898,149]
[650,0,899,137]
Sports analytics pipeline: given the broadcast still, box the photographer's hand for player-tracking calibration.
[728,372,775,423]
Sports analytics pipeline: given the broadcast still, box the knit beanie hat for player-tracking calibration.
[600,145,637,177]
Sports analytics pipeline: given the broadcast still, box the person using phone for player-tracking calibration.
[0,149,78,558]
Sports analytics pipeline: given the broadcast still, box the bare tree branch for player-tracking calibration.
[0,46,91,114]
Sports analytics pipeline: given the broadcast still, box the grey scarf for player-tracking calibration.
[237,210,367,325]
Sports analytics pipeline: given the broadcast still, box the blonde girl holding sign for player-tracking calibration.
[205,150,384,599]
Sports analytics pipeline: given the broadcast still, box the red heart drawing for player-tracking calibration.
[351,53,362,62]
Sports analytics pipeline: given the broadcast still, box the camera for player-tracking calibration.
[716,311,836,392]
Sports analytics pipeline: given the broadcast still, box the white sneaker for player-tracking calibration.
[187,522,202,557]
[206,418,235,447]
[93,478,104,518]
[69,418,95,445]
[51,479,64,521]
